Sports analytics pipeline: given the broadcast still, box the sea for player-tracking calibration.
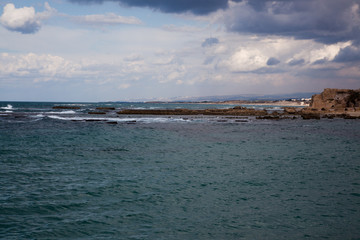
[1,101,360,239]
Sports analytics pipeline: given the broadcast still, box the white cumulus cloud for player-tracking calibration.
[0,2,55,34]
[0,53,81,80]
[225,48,268,72]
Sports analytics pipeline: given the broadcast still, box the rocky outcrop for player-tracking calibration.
[295,88,360,119]
[283,107,302,114]
[310,88,360,110]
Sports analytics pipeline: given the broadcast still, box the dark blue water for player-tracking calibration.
[1,102,360,239]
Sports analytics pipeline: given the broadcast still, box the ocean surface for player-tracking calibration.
[1,102,360,239]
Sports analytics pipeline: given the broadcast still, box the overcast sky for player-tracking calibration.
[1,0,359,101]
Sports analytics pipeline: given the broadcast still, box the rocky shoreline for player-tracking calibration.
[116,88,360,119]
[115,106,360,120]
[52,88,360,120]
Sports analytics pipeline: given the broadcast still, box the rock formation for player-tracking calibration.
[294,88,360,119]
[310,88,360,110]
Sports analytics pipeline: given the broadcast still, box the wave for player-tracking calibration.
[31,114,45,118]
[1,104,14,110]
[47,115,191,123]
[45,110,77,114]
[46,115,251,124]
[129,107,160,110]
[28,114,45,122]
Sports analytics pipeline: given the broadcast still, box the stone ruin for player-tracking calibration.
[310,88,360,110]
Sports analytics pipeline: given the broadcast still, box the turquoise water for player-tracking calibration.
[1,102,360,239]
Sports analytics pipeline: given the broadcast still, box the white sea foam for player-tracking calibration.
[61,104,88,106]
[266,107,282,111]
[31,114,45,118]
[29,114,45,121]
[47,115,139,122]
[1,104,13,110]
[140,117,190,123]
[130,107,160,110]
[46,115,252,124]
[45,110,77,114]
[47,115,191,123]
[48,115,88,121]
[59,110,77,114]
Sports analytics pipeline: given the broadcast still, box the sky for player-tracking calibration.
[0,0,360,101]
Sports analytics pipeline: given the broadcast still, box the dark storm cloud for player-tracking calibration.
[69,0,229,15]
[266,57,280,66]
[202,38,219,47]
[288,59,305,66]
[333,46,360,62]
[226,0,360,44]
[251,67,285,74]
[69,0,360,44]
[313,59,327,65]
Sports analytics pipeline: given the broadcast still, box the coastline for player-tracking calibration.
[50,99,359,120]
[140,89,360,119]
[155,100,310,107]
[240,101,309,107]
[2,95,358,124]
[116,106,360,119]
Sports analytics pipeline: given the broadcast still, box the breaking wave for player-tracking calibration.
[47,115,191,123]
[1,104,13,110]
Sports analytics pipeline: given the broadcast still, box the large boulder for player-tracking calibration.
[284,107,298,114]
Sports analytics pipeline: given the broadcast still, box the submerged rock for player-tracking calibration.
[96,107,116,110]
[301,113,321,120]
[256,115,280,120]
